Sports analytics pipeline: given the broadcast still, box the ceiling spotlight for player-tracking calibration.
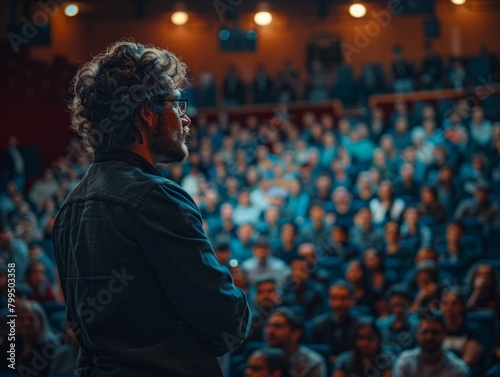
[450,0,467,4]
[171,11,188,25]
[171,3,188,25]
[64,3,79,17]
[349,3,367,18]
[254,2,272,26]
[254,11,272,26]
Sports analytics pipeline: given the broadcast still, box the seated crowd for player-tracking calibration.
[1,94,500,376]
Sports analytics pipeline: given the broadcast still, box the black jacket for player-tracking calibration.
[52,149,251,377]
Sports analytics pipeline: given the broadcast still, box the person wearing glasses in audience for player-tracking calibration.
[52,41,251,377]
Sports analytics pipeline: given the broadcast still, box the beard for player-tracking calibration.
[149,118,189,164]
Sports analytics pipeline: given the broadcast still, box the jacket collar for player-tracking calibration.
[93,149,164,177]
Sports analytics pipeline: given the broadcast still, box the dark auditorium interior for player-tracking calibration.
[1,0,500,376]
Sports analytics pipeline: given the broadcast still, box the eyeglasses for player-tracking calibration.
[158,98,188,117]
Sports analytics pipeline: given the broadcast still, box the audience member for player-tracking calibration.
[393,309,470,377]
[264,308,327,377]
[242,237,290,289]
[307,281,360,360]
[334,319,393,377]
[281,256,325,320]
[245,348,292,377]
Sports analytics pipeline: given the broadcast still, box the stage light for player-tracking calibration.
[171,11,188,25]
[64,3,79,17]
[450,0,466,4]
[254,11,272,26]
[171,3,188,25]
[349,3,367,18]
[254,2,272,26]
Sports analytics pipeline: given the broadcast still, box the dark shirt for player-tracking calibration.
[52,149,251,377]
[335,350,393,376]
[281,279,326,320]
[376,314,418,354]
[307,313,359,356]
[443,322,482,359]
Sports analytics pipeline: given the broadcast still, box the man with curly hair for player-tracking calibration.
[52,41,251,377]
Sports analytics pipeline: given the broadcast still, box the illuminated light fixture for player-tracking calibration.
[229,259,238,268]
[64,3,79,17]
[171,3,188,25]
[450,0,466,4]
[254,2,272,26]
[349,3,367,18]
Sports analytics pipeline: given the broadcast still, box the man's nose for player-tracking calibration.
[182,115,191,127]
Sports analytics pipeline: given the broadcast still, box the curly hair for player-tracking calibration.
[69,41,188,153]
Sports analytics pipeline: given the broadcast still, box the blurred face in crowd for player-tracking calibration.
[384,222,400,243]
[373,149,386,166]
[289,179,301,196]
[27,263,47,288]
[372,107,384,121]
[18,306,42,340]
[418,319,445,354]
[404,208,419,227]
[0,228,13,248]
[380,135,394,153]
[378,182,392,201]
[238,224,253,243]
[220,203,233,220]
[472,265,495,294]
[254,244,270,263]
[421,187,435,205]
[416,270,436,290]
[446,223,463,244]
[298,243,316,265]
[422,105,435,120]
[441,291,465,320]
[309,206,324,223]
[362,249,381,271]
[230,266,248,291]
[316,175,331,193]
[355,325,379,357]
[329,285,353,318]
[357,208,372,230]
[337,119,351,135]
[423,119,436,134]
[389,295,410,318]
[395,118,408,134]
[256,281,278,310]
[474,188,489,203]
[291,259,309,284]
[239,191,251,206]
[345,261,364,285]
[245,353,282,377]
[438,166,453,183]
[472,107,484,124]
[332,226,348,244]
[265,206,280,225]
[265,313,300,349]
[281,224,296,243]
[395,101,407,114]
[322,132,336,148]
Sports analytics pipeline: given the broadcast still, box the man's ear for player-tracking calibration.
[139,106,156,129]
